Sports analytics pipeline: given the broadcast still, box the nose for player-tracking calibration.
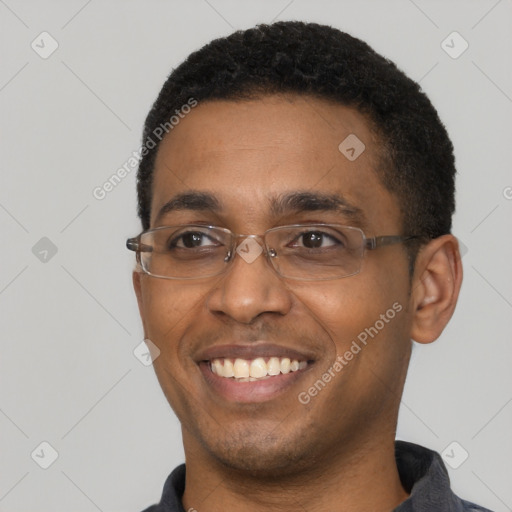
[205,237,292,324]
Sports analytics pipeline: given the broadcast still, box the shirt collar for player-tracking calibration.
[147,441,487,512]
[394,440,462,511]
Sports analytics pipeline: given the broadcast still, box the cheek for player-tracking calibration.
[140,280,207,352]
[288,278,411,427]
[290,266,410,357]
[290,280,384,337]
[139,280,213,411]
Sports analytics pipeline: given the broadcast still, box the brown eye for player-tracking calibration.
[301,232,324,248]
[180,232,204,248]
[292,230,341,249]
[168,230,221,250]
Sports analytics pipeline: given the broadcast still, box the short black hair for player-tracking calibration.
[136,21,455,254]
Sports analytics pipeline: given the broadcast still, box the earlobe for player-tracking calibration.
[410,235,463,344]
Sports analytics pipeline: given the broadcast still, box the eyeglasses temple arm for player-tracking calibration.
[365,235,420,250]
[126,238,153,252]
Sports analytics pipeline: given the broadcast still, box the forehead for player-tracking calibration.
[150,94,400,233]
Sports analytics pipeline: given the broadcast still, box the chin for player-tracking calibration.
[203,423,320,479]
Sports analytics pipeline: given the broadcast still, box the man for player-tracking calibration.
[127,21,492,512]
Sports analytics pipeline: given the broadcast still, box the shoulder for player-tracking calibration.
[394,441,495,512]
[461,499,494,512]
[138,464,187,512]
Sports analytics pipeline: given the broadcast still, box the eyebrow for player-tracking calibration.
[270,191,366,225]
[155,192,222,224]
[154,190,367,227]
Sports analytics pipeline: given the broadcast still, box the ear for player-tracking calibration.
[410,234,463,344]
[132,270,148,337]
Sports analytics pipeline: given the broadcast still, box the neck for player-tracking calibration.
[181,433,409,512]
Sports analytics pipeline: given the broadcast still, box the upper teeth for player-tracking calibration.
[211,357,307,380]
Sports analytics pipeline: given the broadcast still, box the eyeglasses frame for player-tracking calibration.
[126,223,420,281]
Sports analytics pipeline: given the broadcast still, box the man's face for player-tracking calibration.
[133,95,414,475]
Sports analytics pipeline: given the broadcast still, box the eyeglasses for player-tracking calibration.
[126,224,418,281]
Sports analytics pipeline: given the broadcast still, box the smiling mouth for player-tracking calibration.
[207,356,309,382]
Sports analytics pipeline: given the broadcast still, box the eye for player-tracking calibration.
[169,231,221,249]
[292,230,342,249]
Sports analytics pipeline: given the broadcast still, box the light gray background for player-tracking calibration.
[1,1,511,511]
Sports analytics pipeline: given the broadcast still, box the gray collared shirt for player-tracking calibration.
[142,441,493,511]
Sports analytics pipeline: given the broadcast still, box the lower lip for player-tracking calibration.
[199,362,312,403]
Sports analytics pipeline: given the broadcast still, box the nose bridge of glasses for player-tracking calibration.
[232,233,270,265]
[233,233,264,241]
